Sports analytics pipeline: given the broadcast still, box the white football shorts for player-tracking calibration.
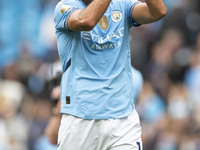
[57,109,142,150]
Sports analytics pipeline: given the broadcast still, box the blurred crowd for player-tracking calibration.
[0,0,200,150]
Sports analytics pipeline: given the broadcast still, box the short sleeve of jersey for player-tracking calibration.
[125,0,142,27]
[54,1,81,31]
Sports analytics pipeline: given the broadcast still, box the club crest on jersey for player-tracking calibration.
[98,16,109,30]
[60,4,71,14]
[112,11,122,22]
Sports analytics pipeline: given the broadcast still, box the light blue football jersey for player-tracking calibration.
[54,0,141,119]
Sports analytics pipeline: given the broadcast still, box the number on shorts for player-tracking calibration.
[136,142,141,150]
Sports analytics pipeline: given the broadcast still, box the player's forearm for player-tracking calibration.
[132,0,167,24]
[69,0,111,31]
[145,0,167,20]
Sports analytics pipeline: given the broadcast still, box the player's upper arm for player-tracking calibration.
[132,2,167,24]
